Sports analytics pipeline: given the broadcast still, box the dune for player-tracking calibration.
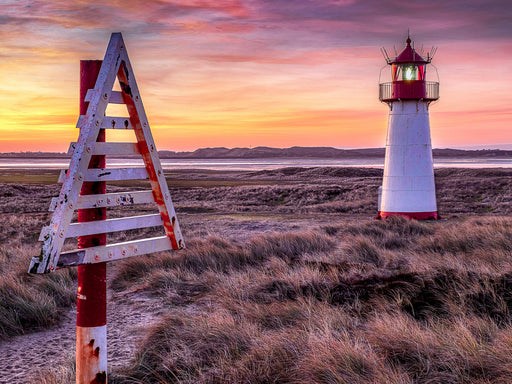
[0,167,511,383]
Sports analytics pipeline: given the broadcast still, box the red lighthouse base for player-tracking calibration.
[377,211,439,220]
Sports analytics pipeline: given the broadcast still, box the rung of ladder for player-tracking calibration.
[102,117,133,129]
[109,91,124,104]
[65,213,163,238]
[56,235,175,267]
[67,142,140,156]
[85,89,124,104]
[76,116,133,129]
[49,190,155,211]
[58,167,149,183]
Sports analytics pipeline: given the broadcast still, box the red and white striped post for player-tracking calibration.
[76,60,108,384]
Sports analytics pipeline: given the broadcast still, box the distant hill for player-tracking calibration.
[433,148,512,158]
[2,147,512,159]
[159,146,512,159]
[158,146,386,159]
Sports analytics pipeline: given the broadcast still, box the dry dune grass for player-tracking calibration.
[0,167,512,383]
[165,167,512,216]
[0,212,76,340]
[105,216,512,384]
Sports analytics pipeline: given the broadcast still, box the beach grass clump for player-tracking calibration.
[0,275,59,338]
[112,309,258,384]
[111,231,336,294]
[110,237,248,292]
[30,358,75,384]
[0,267,76,339]
[0,211,77,339]
[367,312,512,383]
[246,231,336,263]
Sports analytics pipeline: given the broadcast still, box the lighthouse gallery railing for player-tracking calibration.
[379,81,439,102]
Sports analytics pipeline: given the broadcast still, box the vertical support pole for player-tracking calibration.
[76,60,108,384]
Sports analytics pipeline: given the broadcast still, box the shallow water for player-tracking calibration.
[0,157,511,170]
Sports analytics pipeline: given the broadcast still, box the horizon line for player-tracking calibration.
[2,145,512,155]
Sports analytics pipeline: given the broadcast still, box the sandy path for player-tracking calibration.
[0,310,76,383]
[0,287,164,384]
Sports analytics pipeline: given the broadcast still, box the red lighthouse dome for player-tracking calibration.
[379,36,439,103]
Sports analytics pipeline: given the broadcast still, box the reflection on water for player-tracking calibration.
[0,157,511,170]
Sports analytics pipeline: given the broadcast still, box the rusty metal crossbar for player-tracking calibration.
[57,235,174,267]
[49,190,154,211]
[57,167,149,183]
[67,142,141,156]
[85,89,124,104]
[76,115,134,129]
[39,213,164,241]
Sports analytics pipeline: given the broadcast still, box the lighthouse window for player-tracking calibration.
[392,64,425,81]
[404,66,415,80]
[394,64,425,81]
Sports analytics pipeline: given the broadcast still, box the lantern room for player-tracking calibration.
[392,62,425,82]
[379,36,439,103]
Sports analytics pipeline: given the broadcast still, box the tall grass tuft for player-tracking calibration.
[30,357,75,384]
[0,252,76,339]
[0,276,59,338]
[247,231,336,263]
[0,208,77,339]
[117,310,257,384]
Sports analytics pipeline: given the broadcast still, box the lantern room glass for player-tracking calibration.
[392,63,425,81]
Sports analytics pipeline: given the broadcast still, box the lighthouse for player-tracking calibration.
[377,34,439,220]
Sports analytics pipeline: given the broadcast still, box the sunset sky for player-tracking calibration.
[1,0,511,152]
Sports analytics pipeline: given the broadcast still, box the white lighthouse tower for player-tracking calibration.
[377,35,440,220]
